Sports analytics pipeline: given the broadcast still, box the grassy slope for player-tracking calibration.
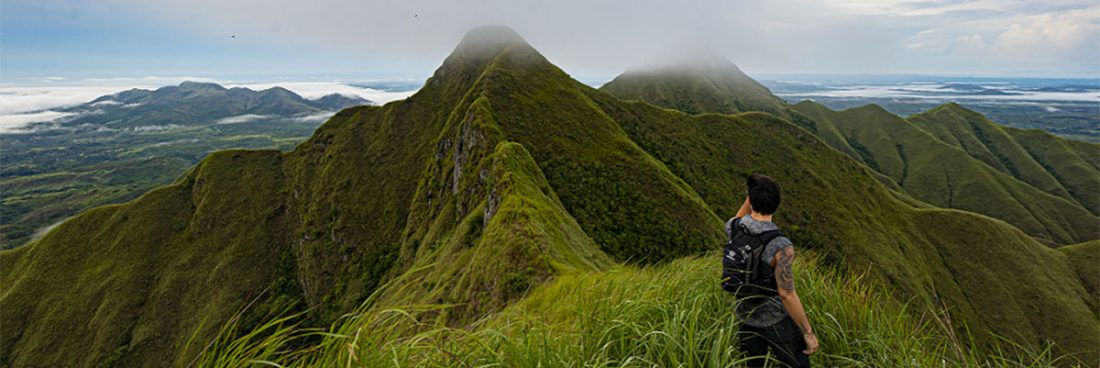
[378,141,614,323]
[442,253,1079,367]
[197,253,1080,367]
[0,27,717,366]
[0,156,191,246]
[908,103,1100,216]
[909,210,1096,359]
[502,56,1100,356]
[585,91,1098,359]
[1058,241,1100,316]
[2,27,1097,367]
[0,150,294,367]
[791,101,1098,246]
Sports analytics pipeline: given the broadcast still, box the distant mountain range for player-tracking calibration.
[0,82,368,248]
[1,27,1096,367]
[51,81,367,129]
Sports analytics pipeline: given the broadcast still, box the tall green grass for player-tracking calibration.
[189,253,1079,367]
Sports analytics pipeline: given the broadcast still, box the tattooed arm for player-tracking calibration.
[774,246,819,355]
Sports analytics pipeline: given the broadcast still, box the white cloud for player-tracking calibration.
[0,111,74,133]
[227,82,416,104]
[0,86,119,116]
[0,76,216,116]
[91,100,122,107]
[215,114,268,125]
[29,219,66,243]
[777,83,1100,102]
[149,138,200,147]
[993,7,1096,51]
[132,124,182,132]
[898,2,1099,74]
[292,111,337,123]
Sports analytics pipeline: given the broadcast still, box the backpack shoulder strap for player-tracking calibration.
[757,230,784,248]
[725,217,742,240]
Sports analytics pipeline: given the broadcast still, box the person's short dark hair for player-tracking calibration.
[747,174,781,215]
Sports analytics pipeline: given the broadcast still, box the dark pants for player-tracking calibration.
[738,316,811,368]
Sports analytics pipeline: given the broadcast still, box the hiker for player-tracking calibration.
[722,174,819,368]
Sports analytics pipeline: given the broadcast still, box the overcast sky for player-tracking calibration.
[2,0,1098,81]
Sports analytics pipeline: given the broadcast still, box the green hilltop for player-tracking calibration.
[599,53,791,118]
[908,103,1100,216]
[601,58,1100,247]
[2,27,1097,367]
[789,101,1098,246]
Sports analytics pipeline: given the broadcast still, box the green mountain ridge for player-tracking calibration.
[598,59,917,196]
[909,103,1100,216]
[2,27,1097,367]
[789,101,1098,245]
[601,58,1100,246]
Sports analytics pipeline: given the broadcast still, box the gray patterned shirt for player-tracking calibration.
[727,214,793,327]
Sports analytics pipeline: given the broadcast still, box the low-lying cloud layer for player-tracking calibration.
[215,114,269,125]
[0,76,217,116]
[226,82,416,103]
[781,84,1100,102]
[0,111,75,132]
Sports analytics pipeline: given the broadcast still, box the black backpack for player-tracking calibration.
[721,217,783,298]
